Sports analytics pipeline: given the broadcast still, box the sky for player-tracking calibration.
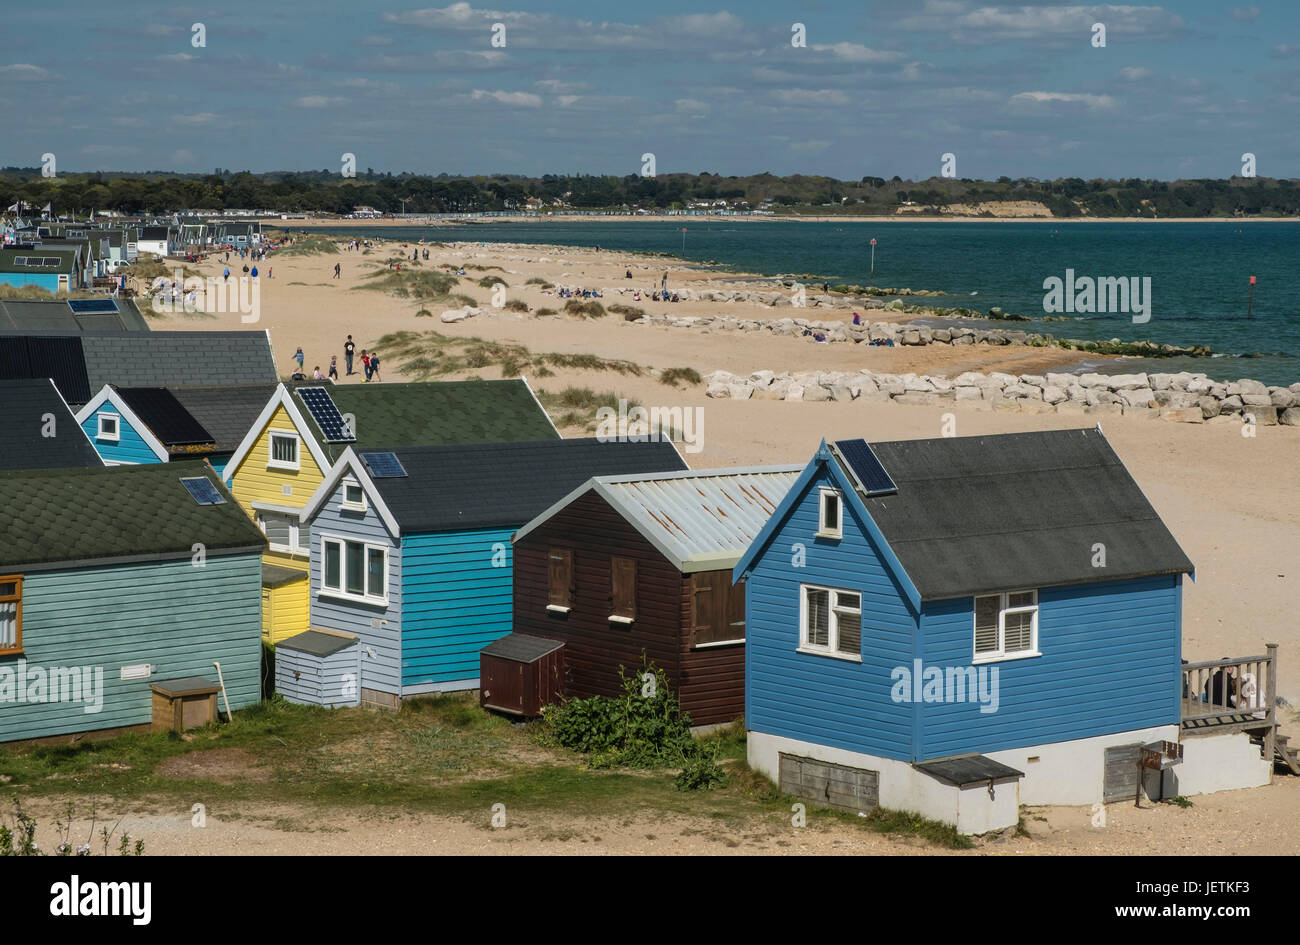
[1,0,1298,180]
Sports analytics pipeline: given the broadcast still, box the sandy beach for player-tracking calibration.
[155,237,1300,713]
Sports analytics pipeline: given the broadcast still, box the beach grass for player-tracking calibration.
[564,299,606,318]
[358,267,460,300]
[659,367,703,388]
[275,237,341,257]
[375,330,642,382]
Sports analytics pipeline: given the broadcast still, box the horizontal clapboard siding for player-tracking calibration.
[513,491,684,707]
[746,466,917,761]
[307,485,402,695]
[779,753,879,813]
[676,574,744,726]
[401,528,514,688]
[918,574,1182,758]
[275,643,360,708]
[0,554,262,742]
[80,411,158,465]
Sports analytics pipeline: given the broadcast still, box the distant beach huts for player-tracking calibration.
[507,466,800,725]
[295,438,685,708]
[0,462,264,743]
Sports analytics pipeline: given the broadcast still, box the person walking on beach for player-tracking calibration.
[328,355,339,380]
[361,349,372,381]
[344,335,356,375]
[369,351,381,382]
[223,266,230,282]
[294,346,305,373]
[661,272,668,294]
[333,262,341,279]
[251,265,258,278]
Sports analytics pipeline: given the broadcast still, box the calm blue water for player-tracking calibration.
[312,220,1300,385]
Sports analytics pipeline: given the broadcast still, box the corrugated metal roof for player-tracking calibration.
[595,466,802,572]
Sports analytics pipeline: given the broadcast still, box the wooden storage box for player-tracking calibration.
[151,677,220,733]
[480,633,564,717]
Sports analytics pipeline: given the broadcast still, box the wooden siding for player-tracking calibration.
[745,465,918,761]
[917,574,1182,758]
[401,528,515,688]
[307,484,403,695]
[228,404,325,520]
[262,577,309,645]
[80,410,158,465]
[0,554,262,742]
[514,491,744,724]
[275,642,361,707]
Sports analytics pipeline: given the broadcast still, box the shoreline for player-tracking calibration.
[265,214,1300,227]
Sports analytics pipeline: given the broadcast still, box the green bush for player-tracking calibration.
[541,661,724,790]
[563,299,606,318]
[504,299,529,312]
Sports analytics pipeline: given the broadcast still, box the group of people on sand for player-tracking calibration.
[555,286,602,299]
[290,335,381,384]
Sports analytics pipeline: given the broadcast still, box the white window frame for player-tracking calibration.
[798,583,862,661]
[257,511,309,555]
[96,412,121,442]
[340,477,367,512]
[319,534,389,606]
[972,589,1040,664]
[817,487,842,539]
[267,431,301,471]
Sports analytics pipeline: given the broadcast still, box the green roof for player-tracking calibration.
[0,461,265,569]
[0,248,77,274]
[297,380,559,461]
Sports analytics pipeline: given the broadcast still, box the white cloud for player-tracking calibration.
[0,63,52,80]
[295,96,346,108]
[1119,66,1151,80]
[471,89,542,106]
[896,2,1184,43]
[810,42,905,63]
[675,98,710,114]
[1010,91,1117,109]
[1230,6,1261,22]
[769,89,852,106]
[172,112,221,125]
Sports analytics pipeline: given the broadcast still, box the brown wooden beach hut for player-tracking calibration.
[508,466,800,725]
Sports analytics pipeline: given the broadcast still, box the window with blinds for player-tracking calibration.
[974,590,1038,660]
[800,584,861,658]
[0,577,21,653]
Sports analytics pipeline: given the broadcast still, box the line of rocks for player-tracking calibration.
[703,368,1300,425]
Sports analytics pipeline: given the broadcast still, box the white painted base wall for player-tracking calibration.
[982,724,1179,806]
[748,731,1020,835]
[1172,732,1271,797]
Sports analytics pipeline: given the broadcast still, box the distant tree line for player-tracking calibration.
[1,167,1296,218]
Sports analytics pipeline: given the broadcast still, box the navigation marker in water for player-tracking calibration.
[870,237,877,275]
[1248,275,1256,319]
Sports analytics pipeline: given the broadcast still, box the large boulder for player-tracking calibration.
[1159,406,1204,423]
[1108,373,1151,391]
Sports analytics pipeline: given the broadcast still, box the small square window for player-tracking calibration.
[268,432,300,470]
[817,488,842,539]
[341,479,367,511]
[97,413,120,442]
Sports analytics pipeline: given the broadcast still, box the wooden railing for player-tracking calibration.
[1181,644,1277,761]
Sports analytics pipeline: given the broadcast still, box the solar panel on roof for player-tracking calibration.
[298,386,355,443]
[360,451,407,478]
[180,476,226,505]
[66,299,118,314]
[835,439,898,496]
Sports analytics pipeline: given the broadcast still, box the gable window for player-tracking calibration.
[0,576,22,655]
[800,584,861,660]
[268,432,300,471]
[610,556,636,623]
[547,548,573,612]
[817,488,842,539]
[341,478,367,512]
[96,413,120,442]
[320,536,387,604]
[974,590,1039,662]
[691,571,746,647]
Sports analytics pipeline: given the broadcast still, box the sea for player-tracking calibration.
[311,220,1300,386]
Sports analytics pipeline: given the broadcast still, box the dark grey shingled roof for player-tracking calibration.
[0,298,147,332]
[170,384,277,454]
[914,755,1024,785]
[365,437,688,532]
[278,628,357,657]
[80,332,277,391]
[481,632,564,663]
[0,378,102,470]
[836,428,1195,601]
